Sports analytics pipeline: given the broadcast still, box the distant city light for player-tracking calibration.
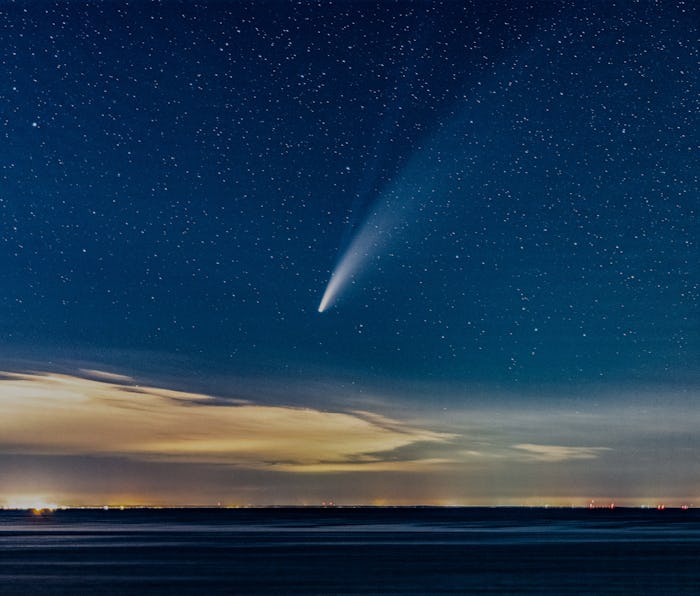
[4,497,61,512]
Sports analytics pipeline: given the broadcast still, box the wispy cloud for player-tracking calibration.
[78,369,135,383]
[0,371,453,472]
[512,443,611,462]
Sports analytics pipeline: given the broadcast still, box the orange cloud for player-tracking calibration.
[0,371,453,472]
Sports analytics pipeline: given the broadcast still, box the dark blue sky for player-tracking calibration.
[0,1,697,506]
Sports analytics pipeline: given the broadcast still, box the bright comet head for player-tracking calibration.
[318,286,333,312]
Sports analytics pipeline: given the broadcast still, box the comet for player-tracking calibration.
[317,200,393,313]
[319,101,409,313]
[317,104,477,313]
[317,188,419,313]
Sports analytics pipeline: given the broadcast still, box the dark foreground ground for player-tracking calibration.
[1,507,699,594]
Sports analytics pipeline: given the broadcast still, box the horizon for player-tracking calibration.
[1,502,696,511]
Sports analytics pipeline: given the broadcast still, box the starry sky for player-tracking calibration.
[0,1,697,507]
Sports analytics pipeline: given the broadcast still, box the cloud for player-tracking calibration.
[275,458,456,474]
[78,369,135,383]
[512,443,611,462]
[0,371,453,472]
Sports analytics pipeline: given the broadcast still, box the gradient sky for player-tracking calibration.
[0,1,697,507]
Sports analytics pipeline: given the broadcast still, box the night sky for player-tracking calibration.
[0,1,697,507]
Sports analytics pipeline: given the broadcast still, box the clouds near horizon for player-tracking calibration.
[0,371,453,472]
